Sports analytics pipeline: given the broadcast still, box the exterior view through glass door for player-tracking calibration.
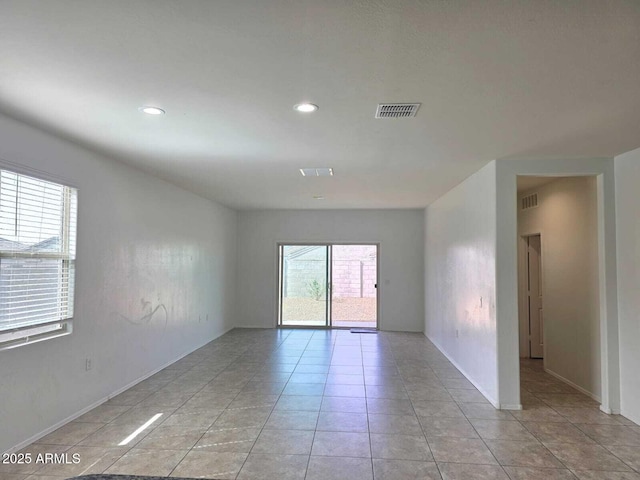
[331,245,377,328]
[278,244,378,328]
[279,245,329,327]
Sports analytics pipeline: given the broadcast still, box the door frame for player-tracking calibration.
[518,232,545,362]
[275,242,380,330]
[497,162,619,413]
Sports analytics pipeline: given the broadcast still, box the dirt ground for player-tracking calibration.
[281,297,376,325]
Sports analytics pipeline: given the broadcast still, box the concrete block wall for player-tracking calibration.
[332,260,376,298]
[282,244,377,298]
[283,259,326,298]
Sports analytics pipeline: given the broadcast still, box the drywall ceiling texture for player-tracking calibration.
[1,1,639,209]
[496,158,619,413]
[614,147,640,425]
[0,113,238,453]
[518,177,601,400]
[236,209,424,332]
[424,161,498,407]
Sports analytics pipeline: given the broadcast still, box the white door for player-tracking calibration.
[527,235,544,358]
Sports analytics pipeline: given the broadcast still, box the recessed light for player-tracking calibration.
[294,103,318,113]
[139,106,165,115]
[313,195,325,200]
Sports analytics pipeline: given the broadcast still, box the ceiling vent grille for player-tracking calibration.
[300,168,334,177]
[521,193,538,210]
[375,103,421,119]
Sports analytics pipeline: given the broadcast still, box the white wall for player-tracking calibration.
[423,158,619,411]
[518,177,600,399]
[0,113,237,453]
[236,209,424,332]
[424,161,499,406]
[495,158,618,412]
[614,147,640,425]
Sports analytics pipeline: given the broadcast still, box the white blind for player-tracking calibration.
[0,169,77,331]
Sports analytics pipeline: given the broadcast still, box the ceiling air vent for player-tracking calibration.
[521,193,538,210]
[300,168,334,177]
[375,103,421,119]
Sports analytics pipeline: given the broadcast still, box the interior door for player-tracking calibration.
[279,245,329,327]
[527,235,544,358]
[330,245,378,329]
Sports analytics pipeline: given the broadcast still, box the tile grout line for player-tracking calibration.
[403,357,447,479]
[302,330,335,480]
[21,332,640,480]
[234,328,302,479]
[149,333,263,478]
[514,363,637,475]
[361,334,375,480]
[160,328,290,478]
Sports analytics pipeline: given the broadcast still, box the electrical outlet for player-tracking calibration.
[85,358,92,371]
[480,296,483,308]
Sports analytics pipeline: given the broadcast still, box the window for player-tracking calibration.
[0,168,77,349]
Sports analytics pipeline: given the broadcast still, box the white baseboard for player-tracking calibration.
[501,404,523,410]
[5,326,234,454]
[544,367,602,403]
[6,395,112,455]
[599,405,621,415]
[423,333,499,409]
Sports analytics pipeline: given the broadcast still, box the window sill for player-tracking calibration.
[0,320,72,351]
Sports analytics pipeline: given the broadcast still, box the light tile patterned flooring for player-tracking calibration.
[2,329,639,480]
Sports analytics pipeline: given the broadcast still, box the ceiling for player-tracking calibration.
[1,1,639,210]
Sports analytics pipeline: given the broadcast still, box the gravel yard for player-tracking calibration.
[281,297,376,325]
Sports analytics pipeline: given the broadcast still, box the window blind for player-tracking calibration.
[0,169,77,334]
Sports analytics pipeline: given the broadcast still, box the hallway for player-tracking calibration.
[2,329,638,480]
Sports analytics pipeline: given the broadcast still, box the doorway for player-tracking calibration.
[523,234,543,359]
[516,175,603,407]
[277,243,378,329]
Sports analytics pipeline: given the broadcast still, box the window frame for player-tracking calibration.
[0,163,78,350]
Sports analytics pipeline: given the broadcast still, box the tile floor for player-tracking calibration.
[2,329,639,480]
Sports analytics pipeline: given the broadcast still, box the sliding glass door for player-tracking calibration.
[278,245,330,327]
[331,245,377,329]
[278,244,378,329]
